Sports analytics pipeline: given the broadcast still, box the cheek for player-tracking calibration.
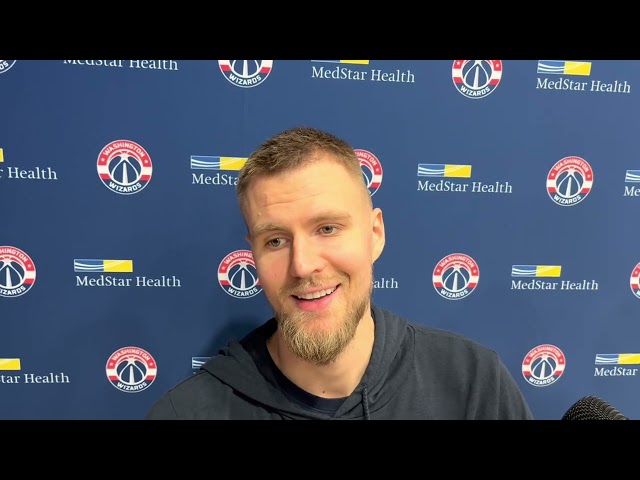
[255,256,286,294]
[332,241,372,278]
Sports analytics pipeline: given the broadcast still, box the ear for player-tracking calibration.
[371,207,385,263]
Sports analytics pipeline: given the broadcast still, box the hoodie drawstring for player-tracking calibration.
[362,385,370,420]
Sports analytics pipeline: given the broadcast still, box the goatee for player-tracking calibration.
[277,279,372,365]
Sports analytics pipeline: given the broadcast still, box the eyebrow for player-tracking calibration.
[251,212,352,238]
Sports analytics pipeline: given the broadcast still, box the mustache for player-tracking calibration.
[280,277,346,296]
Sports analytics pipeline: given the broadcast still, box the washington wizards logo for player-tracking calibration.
[97,140,153,195]
[452,60,502,99]
[218,249,262,299]
[0,60,16,75]
[522,344,566,387]
[0,246,36,297]
[630,262,640,299]
[547,156,593,206]
[106,346,157,393]
[355,149,383,196]
[432,253,479,300]
[218,60,273,88]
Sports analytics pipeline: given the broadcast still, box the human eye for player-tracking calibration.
[266,238,285,248]
[319,225,339,235]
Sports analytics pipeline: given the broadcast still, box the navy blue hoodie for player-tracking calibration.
[145,305,534,420]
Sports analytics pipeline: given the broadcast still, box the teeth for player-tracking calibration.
[296,287,336,300]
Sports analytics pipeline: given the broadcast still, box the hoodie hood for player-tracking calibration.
[201,305,415,419]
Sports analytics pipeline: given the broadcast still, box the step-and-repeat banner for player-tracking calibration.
[2,60,638,420]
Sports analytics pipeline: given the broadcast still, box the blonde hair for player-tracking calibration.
[237,126,370,216]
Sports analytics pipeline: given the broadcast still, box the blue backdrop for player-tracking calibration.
[1,59,638,420]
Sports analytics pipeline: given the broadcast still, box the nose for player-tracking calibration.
[289,236,326,279]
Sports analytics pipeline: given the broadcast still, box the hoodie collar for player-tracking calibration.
[202,305,414,419]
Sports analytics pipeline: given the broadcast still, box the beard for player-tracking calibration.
[275,272,373,366]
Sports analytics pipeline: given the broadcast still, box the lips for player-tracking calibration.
[293,286,338,301]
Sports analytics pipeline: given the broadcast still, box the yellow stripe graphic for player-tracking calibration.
[565,61,591,76]
[0,358,21,370]
[618,354,640,364]
[103,260,133,272]
[219,157,247,171]
[535,265,562,277]
[0,148,4,162]
[341,60,369,65]
[443,165,472,178]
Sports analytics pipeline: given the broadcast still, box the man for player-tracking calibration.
[145,126,534,420]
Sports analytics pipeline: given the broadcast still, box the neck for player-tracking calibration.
[267,311,375,398]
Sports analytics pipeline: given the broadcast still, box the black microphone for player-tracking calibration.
[561,395,629,420]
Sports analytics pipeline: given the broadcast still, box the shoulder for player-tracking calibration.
[375,307,533,419]
[379,306,500,364]
[413,323,497,356]
[145,368,230,420]
[412,322,503,369]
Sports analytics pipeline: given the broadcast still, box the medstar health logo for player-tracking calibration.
[0,246,36,298]
[355,149,383,196]
[106,346,157,393]
[522,344,566,387]
[217,249,262,299]
[218,60,273,88]
[452,60,502,99]
[432,253,479,300]
[546,156,593,206]
[97,140,153,195]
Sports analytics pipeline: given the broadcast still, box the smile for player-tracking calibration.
[293,286,338,301]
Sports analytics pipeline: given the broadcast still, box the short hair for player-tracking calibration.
[237,126,371,217]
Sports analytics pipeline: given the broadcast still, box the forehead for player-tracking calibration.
[244,158,365,224]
